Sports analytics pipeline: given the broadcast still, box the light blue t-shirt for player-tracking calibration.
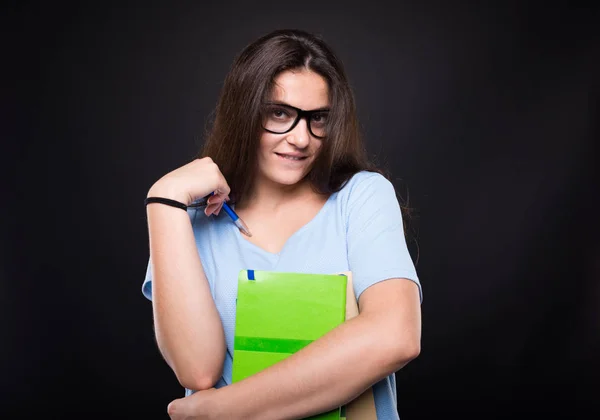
[142,170,422,419]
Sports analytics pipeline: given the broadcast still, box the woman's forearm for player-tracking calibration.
[147,203,225,390]
[221,310,420,420]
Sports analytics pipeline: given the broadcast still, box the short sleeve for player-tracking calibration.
[346,173,422,303]
[142,258,153,301]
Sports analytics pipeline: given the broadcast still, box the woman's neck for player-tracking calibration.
[238,177,319,213]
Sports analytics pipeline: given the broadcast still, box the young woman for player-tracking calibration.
[142,28,422,419]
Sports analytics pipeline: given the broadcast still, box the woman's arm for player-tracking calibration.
[166,173,422,419]
[146,158,232,391]
[147,203,226,390]
[213,277,421,419]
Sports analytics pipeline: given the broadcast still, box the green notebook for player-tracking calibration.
[232,269,348,420]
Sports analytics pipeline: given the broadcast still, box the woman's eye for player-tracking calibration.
[311,113,328,124]
[271,108,290,119]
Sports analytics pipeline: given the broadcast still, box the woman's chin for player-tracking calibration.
[273,175,306,186]
[265,170,309,187]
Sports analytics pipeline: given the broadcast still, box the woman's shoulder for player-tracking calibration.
[343,169,389,185]
[329,170,404,239]
[336,170,395,201]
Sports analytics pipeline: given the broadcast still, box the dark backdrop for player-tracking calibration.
[4,1,599,418]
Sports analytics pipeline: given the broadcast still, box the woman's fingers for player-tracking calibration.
[204,200,225,216]
[215,201,224,216]
[204,189,229,216]
[206,193,228,205]
[204,202,220,216]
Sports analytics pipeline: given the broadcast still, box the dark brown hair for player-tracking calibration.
[198,28,383,199]
[198,29,416,246]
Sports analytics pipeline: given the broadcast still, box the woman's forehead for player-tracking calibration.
[270,69,329,110]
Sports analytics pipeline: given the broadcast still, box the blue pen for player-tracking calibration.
[221,201,252,237]
[207,192,252,237]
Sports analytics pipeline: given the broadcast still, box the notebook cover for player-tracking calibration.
[232,269,347,420]
[337,271,377,420]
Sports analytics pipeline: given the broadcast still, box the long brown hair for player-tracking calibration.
[198,29,416,245]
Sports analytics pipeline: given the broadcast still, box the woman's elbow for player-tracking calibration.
[175,367,222,391]
[387,334,421,369]
[400,340,421,362]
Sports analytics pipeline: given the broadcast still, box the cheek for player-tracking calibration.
[259,133,278,154]
[311,141,323,156]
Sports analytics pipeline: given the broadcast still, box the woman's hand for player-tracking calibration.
[147,157,230,216]
[167,388,225,420]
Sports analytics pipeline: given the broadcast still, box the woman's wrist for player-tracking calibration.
[212,387,243,419]
[147,180,190,205]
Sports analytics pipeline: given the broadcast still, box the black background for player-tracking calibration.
[4,1,599,418]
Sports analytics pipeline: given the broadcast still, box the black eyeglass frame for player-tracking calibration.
[261,102,330,139]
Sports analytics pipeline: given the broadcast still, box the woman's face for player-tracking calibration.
[256,69,329,188]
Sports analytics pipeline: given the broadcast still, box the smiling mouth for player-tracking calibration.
[275,153,308,161]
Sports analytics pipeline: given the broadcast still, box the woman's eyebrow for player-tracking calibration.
[266,101,330,112]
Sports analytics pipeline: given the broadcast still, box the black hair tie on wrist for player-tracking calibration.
[145,197,188,211]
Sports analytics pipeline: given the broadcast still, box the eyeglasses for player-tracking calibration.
[261,102,329,139]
